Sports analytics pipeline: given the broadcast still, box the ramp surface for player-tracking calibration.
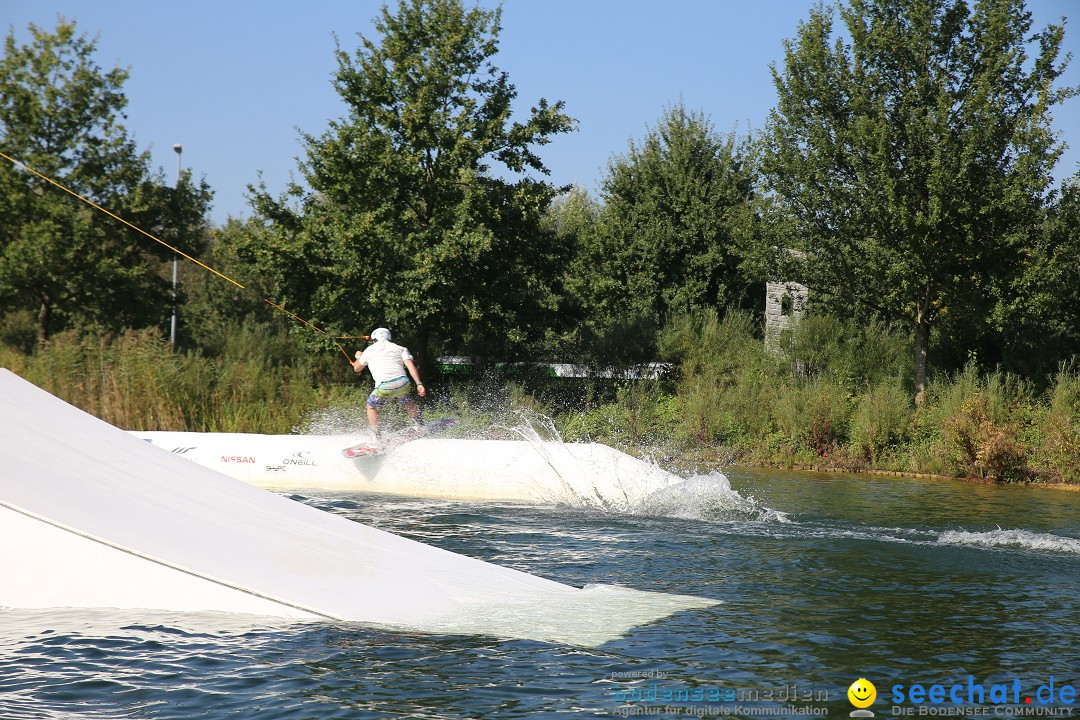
[0,369,714,644]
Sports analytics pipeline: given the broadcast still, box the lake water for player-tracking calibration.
[2,468,1078,719]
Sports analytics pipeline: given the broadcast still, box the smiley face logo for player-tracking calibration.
[848,678,877,709]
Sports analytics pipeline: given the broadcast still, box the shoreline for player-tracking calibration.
[664,445,1080,490]
[724,461,1080,491]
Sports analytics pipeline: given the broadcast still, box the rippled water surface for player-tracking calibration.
[2,469,1079,719]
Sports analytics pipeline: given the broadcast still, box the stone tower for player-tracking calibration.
[764,281,808,354]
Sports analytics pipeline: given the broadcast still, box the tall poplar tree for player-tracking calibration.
[762,0,1076,403]
[251,0,574,368]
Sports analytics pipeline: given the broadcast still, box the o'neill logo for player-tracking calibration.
[221,455,256,464]
[171,446,197,455]
[283,450,316,467]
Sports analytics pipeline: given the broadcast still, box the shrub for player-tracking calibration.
[560,382,679,450]
[771,376,852,457]
[787,314,846,379]
[786,314,910,390]
[0,309,37,353]
[661,308,777,446]
[850,379,912,463]
[931,365,1032,481]
[661,308,769,380]
[1032,365,1080,482]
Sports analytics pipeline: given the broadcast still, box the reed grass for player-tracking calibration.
[3,326,356,433]
[565,311,1078,484]
[1032,365,1080,482]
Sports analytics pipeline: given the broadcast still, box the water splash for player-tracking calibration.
[487,409,786,522]
[294,406,370,436]
[937,528,1080,555]
[492,408,564,445]
[637,471,791,523]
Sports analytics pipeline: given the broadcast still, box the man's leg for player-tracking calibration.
[403,398,424,432]
[366,392,382,443]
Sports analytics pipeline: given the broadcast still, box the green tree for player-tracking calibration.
[178,216,284,353]
[0,19,212,343]
[250,0,574,369]
[542,185,602,358]
[762,0,1076,403]
[577,103,757,362]
[993,174,1080,380]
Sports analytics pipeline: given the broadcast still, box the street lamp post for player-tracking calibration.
[171,144,182,350]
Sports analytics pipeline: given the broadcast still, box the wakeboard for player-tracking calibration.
[341,417,458,458]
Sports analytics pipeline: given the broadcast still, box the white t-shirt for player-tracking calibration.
[357,340,414,384]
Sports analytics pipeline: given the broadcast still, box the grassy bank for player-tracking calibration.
[558,310,1080,485]
[3,316,1078,485]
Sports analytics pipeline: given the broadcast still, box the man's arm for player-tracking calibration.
[351,351,366,373]
[404,358,426,397]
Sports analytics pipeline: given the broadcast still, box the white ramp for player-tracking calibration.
[133,431,682,507]
[0,369,714,645]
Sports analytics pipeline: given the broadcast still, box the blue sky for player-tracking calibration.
[6,0,1080,224]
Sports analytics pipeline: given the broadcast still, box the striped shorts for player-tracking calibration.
[367,376,412,408]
